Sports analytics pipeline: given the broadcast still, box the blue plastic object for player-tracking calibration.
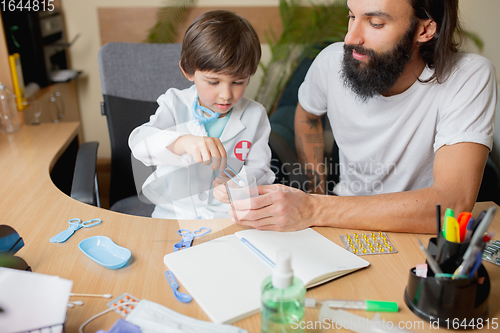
[78,236,131,269]
[95,319,140,333]
[165,271,192,303]
[174,227,210,251]
[50,218,102,243]
[0,225,24,255]
[223,164,246,188]
[192,96,220,124]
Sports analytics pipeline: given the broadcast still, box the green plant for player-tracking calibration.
[257,1,486,114]
[146,0,197,43]
[0,254,17,267]
[462,30,484,52]
[146,0,347,112]
[146,0,483,114]
[255,0,348,113]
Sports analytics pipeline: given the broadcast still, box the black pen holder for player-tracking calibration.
[434,235,470,273]
[404,237,490,326]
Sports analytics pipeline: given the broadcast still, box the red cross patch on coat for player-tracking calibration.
[234,140,252,161]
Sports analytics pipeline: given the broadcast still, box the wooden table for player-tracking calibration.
[1,122,499,332]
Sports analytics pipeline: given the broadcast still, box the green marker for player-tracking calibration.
[305,298,398,312]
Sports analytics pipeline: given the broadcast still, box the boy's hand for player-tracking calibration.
[168,135,227,170]
[213,173,231,204]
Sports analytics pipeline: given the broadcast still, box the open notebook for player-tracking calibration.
[164,228,369,324]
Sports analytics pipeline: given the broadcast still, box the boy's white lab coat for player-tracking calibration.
[129,85,275,219]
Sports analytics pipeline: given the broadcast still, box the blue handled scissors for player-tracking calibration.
[50,218,102,243]
[174,227,210,251]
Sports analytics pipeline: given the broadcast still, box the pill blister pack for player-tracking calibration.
[106,293,140,317]
[340,232,397,255]
[482,240,500,267]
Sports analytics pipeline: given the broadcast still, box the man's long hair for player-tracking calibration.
[410,0,463,83]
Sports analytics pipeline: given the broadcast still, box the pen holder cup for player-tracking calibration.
[404,261,490,326]
[432,236,470,273]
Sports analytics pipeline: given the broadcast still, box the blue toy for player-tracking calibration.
[174,227,210,251]
[50,218,102,243]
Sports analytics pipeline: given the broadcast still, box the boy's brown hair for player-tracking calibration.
[180,10,261,78]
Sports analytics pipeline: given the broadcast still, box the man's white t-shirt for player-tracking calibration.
[298,42,497,196]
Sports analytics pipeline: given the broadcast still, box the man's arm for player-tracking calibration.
[229,141,489,233]
[294,103,325,194]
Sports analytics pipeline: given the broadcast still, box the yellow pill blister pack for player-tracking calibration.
[340,232,397,255]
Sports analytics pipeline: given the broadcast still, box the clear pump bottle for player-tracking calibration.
[261,250,305,333]
[0,83,20,133]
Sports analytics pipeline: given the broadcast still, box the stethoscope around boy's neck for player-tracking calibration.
[189,96,222,219]
[192,96,220,125]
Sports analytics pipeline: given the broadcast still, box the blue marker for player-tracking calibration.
[464,217,475,242]
[468,250,483,278]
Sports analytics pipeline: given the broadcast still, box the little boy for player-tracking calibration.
[129,10,275,219]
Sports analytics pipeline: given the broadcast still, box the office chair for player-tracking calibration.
[71,42,191,216]
[269,50,335,193]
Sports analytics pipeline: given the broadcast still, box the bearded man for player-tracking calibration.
[225,0,497,233]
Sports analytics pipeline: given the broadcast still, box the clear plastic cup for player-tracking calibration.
[226,175,258,219]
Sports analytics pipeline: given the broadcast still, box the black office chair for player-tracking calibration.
[71,42,191,216]
[269,51,335,193]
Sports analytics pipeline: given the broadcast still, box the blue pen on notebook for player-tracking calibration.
[241,237,275,268]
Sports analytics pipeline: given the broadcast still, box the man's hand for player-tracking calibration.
[228,184,317,231]
[168,135,227,170]
[228,141,489,234]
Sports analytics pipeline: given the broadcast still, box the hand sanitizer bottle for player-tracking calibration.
[261,250,305,333]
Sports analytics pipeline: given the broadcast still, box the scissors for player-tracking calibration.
[174,227,210,251]
[50,218,102,243]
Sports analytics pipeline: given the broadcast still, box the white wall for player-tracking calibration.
[459,0,500,169]
[459,0,500,77]
[63,0,500,159]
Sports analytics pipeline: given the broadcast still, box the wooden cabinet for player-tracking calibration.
[0,6,82,140]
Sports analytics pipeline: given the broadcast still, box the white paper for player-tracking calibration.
[164,235,270,324]
[236,228,370,287]
[164,228,369,324]
[0,268,72,332]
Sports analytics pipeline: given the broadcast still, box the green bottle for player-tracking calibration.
[261,250,305,333]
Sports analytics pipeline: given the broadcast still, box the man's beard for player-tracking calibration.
[341,22,418,101]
